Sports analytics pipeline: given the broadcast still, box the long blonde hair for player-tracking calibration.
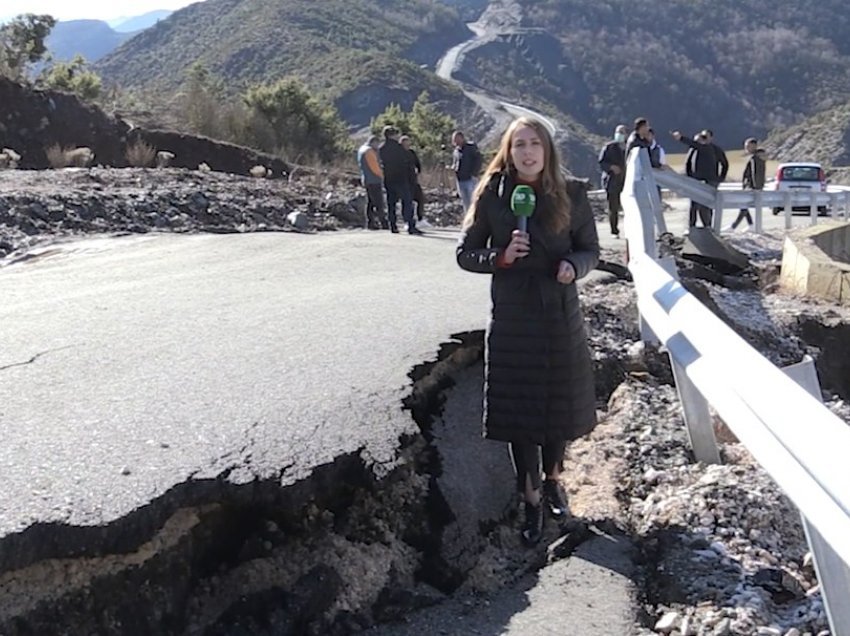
[462,117,571,233]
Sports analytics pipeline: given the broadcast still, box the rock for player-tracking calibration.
[326,200,364,226]
[713,618,732,636]
[783,629,801,636]
[655,611,681,633]
[756,628,781,636]
[187,191,210,214]
[287,211,309,230]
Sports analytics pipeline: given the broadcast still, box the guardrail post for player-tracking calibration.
[783,357,850,636]
[810,194,819,226]
[754,190,763,234]
[784,192,793,230]
[713,190,724,232]
[670,355,721,464]
[844,191,850,221]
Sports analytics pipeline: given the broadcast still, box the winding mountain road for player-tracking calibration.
[435,0,558,139]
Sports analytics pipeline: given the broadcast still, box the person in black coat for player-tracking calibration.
[401,135,426,223]
[626,117,652,157]
[672,129,728,228]
[598,124,627,237]
[730,137,766,230]
[379,126,421,235]
[456,116,600,546]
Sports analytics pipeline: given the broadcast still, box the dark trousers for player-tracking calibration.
[365,183,387,229]
[688,202,714,228]
[688,179,718,228]
[732,208,753,229]
[385,181,414,231]
[509,440,567,493]
[606,189,622,234]
[412,182,425,221]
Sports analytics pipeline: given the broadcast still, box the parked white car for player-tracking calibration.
[771,162,828,215]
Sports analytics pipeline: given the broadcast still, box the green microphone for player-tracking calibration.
[510,185,536,232]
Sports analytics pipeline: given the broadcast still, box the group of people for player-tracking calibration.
[598,118,667,236]
[356,127,483,234]
[599,117,767,234]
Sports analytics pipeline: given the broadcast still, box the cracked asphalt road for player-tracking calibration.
[0,229,491,541]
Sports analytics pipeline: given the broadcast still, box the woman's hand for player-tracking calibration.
[556,260,576,285]
[503,230,530,264]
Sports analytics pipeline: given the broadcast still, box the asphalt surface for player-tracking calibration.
[0,203,798,541]
[365,532,638,636]
[0,229,493,540]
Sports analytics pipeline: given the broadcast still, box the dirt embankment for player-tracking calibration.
[0,78,288,176]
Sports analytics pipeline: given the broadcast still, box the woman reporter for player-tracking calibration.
[456,117,599,546]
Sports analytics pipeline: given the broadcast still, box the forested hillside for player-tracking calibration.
[96,0,473,127]
[464,0,850,147]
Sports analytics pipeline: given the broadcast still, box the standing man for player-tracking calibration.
[626,117,652,157]
[730,137,766,231]
[357,135,388,230]
[598,124,627,237]
[379,126,422,235]
[451,130,482,212]
[647,128,666,169]
[703,129,729,184]
[672,129,722,228]
[401,135,429,227]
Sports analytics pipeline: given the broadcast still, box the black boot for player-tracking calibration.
[543,479,569,519]
[521,501,543,546]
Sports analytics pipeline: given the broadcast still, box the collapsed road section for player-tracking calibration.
[0,332,503,634]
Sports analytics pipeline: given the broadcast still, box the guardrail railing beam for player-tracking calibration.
[624,148,850,636]
[783,357,850,636]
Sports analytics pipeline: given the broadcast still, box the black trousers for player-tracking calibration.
[732,208,753,228]
[509,440,567,493]
[412,182,425,221]
[606,190,622,234]
[365,183,387,228]
[689,201,714,227]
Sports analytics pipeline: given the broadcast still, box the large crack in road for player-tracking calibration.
[0,327,636,634]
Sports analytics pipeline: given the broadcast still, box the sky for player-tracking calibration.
[2,0,205,23]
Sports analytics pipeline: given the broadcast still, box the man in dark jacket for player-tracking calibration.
[730,137,766,230]
[626,117,652,158]
[401,135,428,225]
[598,124,627,236]
[673,129,726,228]
[379,126,421,235]
[451,130,483,212]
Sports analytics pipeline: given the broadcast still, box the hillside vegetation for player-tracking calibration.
[766,102,850,166]
[96,0,472,127]
[464,0,850,148]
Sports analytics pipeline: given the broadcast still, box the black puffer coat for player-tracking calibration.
[457,172,599,444]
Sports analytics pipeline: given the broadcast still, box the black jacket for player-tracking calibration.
[456,173,599,444]
[598,141,626,193]
[679,137,723,185]
[379,138,414,186]
[407,148,422,186]
[743,151,766,190]
[626,132,662,169]
[453,142,482,182]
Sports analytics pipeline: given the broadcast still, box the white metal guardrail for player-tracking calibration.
[652,168,850,233]
[623,148,850,635]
